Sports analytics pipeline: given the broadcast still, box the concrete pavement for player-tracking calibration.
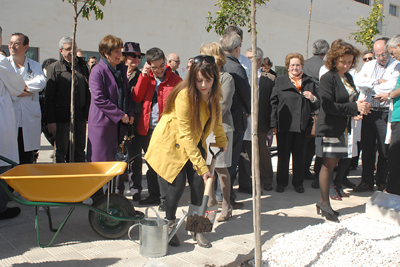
[0,134,373,267]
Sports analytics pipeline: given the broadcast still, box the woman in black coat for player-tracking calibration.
[315,39,371,222]
[270,53,319,194]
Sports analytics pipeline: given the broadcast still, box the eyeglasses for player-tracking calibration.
[125,53,142,59]
[171,59,180,64]
[363,57,373,62]
[151,62,166,71]
[193,55,215,65]
[8,41,21,47]
[374,52,388,59]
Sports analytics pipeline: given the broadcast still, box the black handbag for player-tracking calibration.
[115,124,141,163]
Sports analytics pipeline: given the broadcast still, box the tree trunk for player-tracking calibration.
[306,0,313,59]
[251,0,261,266]
[69,1,78,163]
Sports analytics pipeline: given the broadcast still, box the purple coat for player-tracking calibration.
[86,59,134,162]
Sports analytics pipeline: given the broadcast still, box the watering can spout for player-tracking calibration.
[168,210,188,242]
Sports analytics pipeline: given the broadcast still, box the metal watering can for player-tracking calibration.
[128,207,187,258]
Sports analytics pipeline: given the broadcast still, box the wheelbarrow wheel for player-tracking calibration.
[89,193,135,239]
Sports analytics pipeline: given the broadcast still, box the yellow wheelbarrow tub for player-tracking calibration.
[0,161,127,202]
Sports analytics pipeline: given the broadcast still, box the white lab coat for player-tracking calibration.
[0,55,25,166]
[354,58,400,144]
[8,56,46,151]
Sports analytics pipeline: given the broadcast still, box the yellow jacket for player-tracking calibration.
[145,88,228,183]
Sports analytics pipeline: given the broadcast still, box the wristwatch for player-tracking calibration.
[388,93,392,101]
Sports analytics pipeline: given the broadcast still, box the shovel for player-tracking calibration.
[185,144,223,233]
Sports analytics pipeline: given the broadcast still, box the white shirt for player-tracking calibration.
[0,55,25,166]
[8,56,46,151]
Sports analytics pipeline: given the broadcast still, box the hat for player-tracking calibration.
[122,42,145,55]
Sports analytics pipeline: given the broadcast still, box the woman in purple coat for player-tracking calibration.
[87,35,134,195]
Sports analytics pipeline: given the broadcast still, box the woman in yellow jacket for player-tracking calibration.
[145,55,228,248]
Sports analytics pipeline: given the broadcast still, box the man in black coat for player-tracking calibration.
[302,39,329,188]
[220,31,251,208]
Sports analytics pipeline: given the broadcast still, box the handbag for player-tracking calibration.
[115,124,141,163]
[306,112,318,138]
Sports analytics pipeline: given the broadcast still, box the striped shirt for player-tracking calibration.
[365,61,389,108]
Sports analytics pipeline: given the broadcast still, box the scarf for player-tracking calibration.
[102,58,126,113]
[289,71,303,92]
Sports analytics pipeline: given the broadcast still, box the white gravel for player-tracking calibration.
[250,214,400,267]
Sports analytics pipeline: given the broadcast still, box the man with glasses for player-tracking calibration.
[45,36,90,163]
[133,47,182,207]
[362,50,374,64]
[167,53,181,76]
[220,31,251,209]
[354,37,400,192]
[7,33,46,164]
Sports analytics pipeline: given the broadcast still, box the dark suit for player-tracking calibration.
[223,55,251,191]
[258,74,275,187]
[270,73,319,187]
[303,55,324,82]
[315,71,358,137]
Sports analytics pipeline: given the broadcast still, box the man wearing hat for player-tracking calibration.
[132,47,182,207]
[121,42,146,201]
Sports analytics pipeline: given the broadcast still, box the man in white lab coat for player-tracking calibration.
[7,33,46,164]
[0,26,25,220]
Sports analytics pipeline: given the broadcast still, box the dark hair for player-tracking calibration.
[284,53,305,69]
[0,49,7,57]
[261,57,273,67]
[224,25,243,40]
[41,58,57,71]
[98,34,123,58]
[11,33,29,46]
[325,39,360,71]
[145,47,165,64]
[374,37,389,44]
[163,57,221,137]
[362,50,373,57]
[89,56,97,60]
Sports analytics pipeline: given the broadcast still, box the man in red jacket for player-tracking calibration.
[132,47,182,206]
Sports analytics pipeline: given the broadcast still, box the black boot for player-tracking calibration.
[195,233,211,248]
[168,220,180,247]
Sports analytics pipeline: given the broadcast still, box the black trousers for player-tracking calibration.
[238,140,252,190]
[162,143,205,220]
[304,136,316,177]
[54,121,86,163]
[17,127,35,164]
[361,110,389,186]
[258,130,273,186]
[386,122,400,195]
[136,128,160,198]
[227,131,245,192]
[276,131,306,187]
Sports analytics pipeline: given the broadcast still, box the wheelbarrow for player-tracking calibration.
[0,155,144,248]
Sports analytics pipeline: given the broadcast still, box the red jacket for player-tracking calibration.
[133,66,182,136]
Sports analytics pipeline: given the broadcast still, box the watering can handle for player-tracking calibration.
[128,223,139,243]
[145,206,163,227]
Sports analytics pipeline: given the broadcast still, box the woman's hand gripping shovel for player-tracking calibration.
[185,144,223,233]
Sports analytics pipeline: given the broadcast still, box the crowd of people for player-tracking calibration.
[1,23,400,247]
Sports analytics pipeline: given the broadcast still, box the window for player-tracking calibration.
[0,46,39,62]
[354,0,370,4]
[390,4,397,16]
[275,66,288,77]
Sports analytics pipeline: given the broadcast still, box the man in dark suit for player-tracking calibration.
[302,39,329,188]
[220,31,251,209]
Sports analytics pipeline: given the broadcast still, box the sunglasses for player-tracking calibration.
[125,53,142,59]
[363,57,373,62]
[193,55,215,65]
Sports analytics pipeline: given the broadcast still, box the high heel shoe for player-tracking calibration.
[316,202,340,217]
[316,202,339,222]
[217,206,233,222]
[329,186,342,201]
[338,185,350,198]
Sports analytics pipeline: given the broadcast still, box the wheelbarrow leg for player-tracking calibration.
[35,206,75,248]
